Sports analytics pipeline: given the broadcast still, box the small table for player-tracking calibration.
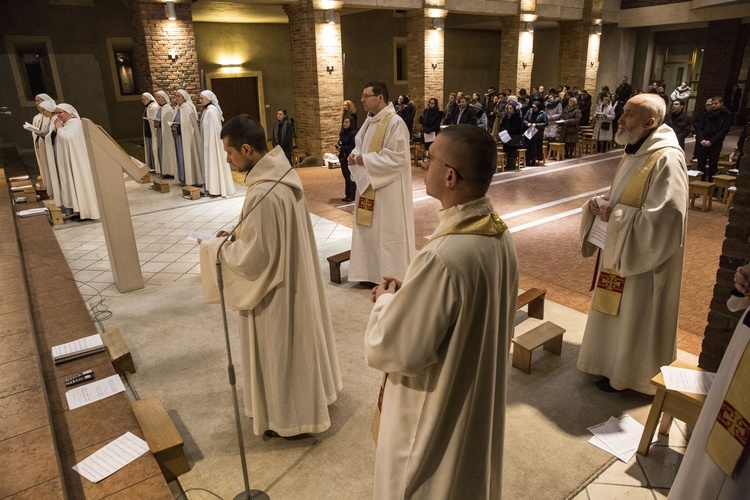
[689,181,714,212]
[712,174,736,204]
[637,359,707,456]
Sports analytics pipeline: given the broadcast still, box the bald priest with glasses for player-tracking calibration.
[364,125,519,499]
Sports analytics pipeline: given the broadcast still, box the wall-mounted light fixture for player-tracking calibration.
[325,9,336,24]
[431,62,438,71]
[594,24,602,36]
[432,18,444,31]
[522,62,528,69]
[326,65,334,74]
[168,48,178,61]
[525,21,534,33]
[165,0,176,20]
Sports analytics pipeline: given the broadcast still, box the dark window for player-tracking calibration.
[114,50,138,95]
[17,48,56,101]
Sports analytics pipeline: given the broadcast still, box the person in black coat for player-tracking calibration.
[272,108,294,162]
[336,116,357,202]
[578,90,592,126]
[664,99,692,151]
[500,101,525,170]
[695,96,733,181]
[522,101,546,165]
[418,98,444,151]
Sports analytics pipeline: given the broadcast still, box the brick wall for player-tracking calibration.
[700,155,750,371]
[557,21,589,89]
[499,18,521,93]
[124,0,200,101]
[284,0,343,158]
[695,19,745,108]
[406,10,445,118]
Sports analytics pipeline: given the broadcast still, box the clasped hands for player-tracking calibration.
[588,198,612,222]
[371,276,402,303]
[735,265,750,296]
[348,152,364,166]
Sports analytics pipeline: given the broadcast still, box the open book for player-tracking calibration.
[51,334,105,364]
[23,122,43,134]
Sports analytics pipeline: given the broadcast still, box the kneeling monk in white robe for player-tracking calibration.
[365,125,518,499]
[199,114,341,437]
[578,93,688,394]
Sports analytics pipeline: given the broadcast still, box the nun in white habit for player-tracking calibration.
[141,92,161,173]
[199,90,235,197]
[172,89,202,187]
[36,100,63,206]
[53,103,100,220]
[32,93,55,191]
[155,91,177,178]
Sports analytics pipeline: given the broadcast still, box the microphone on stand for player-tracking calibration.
[212,155,313,500]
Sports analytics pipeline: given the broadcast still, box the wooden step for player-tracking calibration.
[512,321,566,374]
[516,288,546,319]
[182,185,201,200]
[327,250,351,284]
[131,396,190,482]
[152,178,170,193]
[101,327,136,374]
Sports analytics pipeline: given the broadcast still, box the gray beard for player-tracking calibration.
[615,125,645,146]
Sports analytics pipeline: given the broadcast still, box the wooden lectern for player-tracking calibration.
[82,119,149,292]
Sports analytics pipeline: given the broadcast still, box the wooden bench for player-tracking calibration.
[689,181,714,212]
[516,287,546,319]
[637,359,706,456]
[511,321,566,374]
[182,185,201,200]
[327,250,351,284]
[46,202,64,225]
[153,178,170,193]
[101,327,136,374]
[131,396,190,482]
[141,173,151,183]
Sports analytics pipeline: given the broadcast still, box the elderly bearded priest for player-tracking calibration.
[578,93,688,394]
[365,125,518,499]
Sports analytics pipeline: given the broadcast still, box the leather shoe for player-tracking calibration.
[595,377,624,393]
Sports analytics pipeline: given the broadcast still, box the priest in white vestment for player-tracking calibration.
[32,93,55,193]
[349,80,415,283]
[53,103,100,220]
[199,90,235,197]
[155,91,177,178]
[668,264,750,499]
[199,114,341,436]
[141,92,160,173]
[172,89,202,187]
[365,125,518,499]
[578,93,688,394]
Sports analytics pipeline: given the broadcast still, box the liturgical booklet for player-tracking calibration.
[52,334,105,364]
[72,432,149,483]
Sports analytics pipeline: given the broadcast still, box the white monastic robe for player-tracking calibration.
[201,104,235,197]
[365,198,518,499]
[159,102,177,177]
[143,99,160,173]
[668,295,750,499]
[350,102,415,283]
[55,117,100,220]
[176,102,203,186]
[32,111,52,191]
[41,118,63,207]
[578,124,688,393]
[200,147,342,436]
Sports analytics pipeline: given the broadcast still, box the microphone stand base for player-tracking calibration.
[234,490,270,500]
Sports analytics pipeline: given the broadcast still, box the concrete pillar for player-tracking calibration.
[406,9,445,114]
[499,17,533,94]
[284,0,343,158]
[124,0,200,98]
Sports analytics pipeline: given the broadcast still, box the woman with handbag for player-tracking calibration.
[593,94,615,153]
[500,101,525,170]
[523,101,546,166]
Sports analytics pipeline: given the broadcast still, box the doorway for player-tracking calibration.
[206,71,266,132]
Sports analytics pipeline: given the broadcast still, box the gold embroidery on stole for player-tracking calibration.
[706,337,750,478]
[592,148,672,316]
[356,112,395,227]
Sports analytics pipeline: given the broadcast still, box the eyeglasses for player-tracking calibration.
[422,151,463,180]
[361,94,379,99]
[54,111,68,115]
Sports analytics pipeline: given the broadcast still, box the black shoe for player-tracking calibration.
[341,197,354,202]
[595,377,624,393]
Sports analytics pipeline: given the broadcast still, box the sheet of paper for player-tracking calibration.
[16,208,48,217]
[66,374,126,410]
[186,231,215,243]
[349,162,371,196]
[661,366,715,395]
[588,414,646,463]
[52,334,103,360]
[499,130,511,144]
[72,432,149,483]
[524,127,537,140]
[587,216,607,249]
[142,116,160,122]
[423,132,436,143]
[23,122,43,134]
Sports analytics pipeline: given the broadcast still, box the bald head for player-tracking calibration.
[628,93,666,127]
[615,93,666,146]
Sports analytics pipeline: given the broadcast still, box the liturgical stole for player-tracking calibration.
[592,147,674,316]
[356,112,395,227]
[706,311,750,478]
[371,212,509,444]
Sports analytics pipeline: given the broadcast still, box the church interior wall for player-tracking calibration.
[594,23,624,94]
[631,27,653,91]
[0,0,143,151]
[442,28,502,101]
[529,27,561,91]
[193,22,294,133]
